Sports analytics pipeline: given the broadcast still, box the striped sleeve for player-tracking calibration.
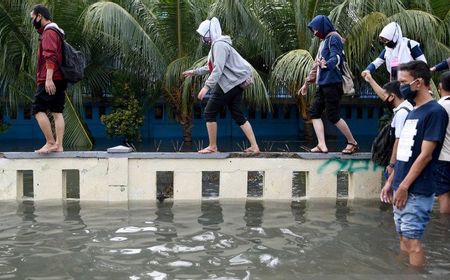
[434,58,450,71]
[366,49,386,73]
[409,40,427,63]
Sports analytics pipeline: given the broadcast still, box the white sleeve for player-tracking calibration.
[393,109,410,138]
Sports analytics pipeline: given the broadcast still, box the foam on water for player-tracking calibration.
[1,200,449,279]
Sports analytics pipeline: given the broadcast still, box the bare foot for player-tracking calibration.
[35,143,58,153]
[55,144,64,152]
[198,146,218,154]
[244,147,260,154]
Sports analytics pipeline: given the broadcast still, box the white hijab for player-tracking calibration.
[196,17,222,42]
[379,22,413,73]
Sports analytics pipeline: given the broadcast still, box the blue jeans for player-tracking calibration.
[393,192,434,240]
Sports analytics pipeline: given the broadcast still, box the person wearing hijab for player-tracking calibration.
[362,22,427,81]
[297,15,358,154]
[182,17,259,154]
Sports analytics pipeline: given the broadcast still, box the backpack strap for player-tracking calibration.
[326,32,345,68]
[43,26,65,41]
[395,106,411,115]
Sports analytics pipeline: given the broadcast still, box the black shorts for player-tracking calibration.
[308,82,343,124]
[204,85,247,126]
[32,80,68,115]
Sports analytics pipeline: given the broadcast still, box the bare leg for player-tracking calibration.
[311,118,328,152]
[403,238,425,267]
[399,236,407,252]
[34,112,57,153]
[240,121,259,153]
[199,122,218,153]
[335,118,356,143]
[438,193,450,214]
[335,118,357,151]
[52,113,64,152]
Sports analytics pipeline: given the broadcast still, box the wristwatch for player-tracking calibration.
[388,163,395,168]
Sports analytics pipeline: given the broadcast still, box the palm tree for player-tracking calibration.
[255,0,449,118]
[82,0,271,143]
[0,0,114,149]
[330,0,450,87]
[253,0,342,120]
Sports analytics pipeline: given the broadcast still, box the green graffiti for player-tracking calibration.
[317,158,383,175]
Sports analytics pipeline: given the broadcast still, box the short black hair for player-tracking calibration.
[440,71,450,92]
[399,60,431,86]
[31,4,52,20]
[383,81,403,99]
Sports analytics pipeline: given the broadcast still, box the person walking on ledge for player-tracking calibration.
[298,15,358,154]
[30,5,67,153]
[183,17,259,154]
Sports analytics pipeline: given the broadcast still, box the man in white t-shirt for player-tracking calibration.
[364,72,413,175]
[434,71,450,213]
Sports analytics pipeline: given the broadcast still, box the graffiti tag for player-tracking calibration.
[317,158,382,175]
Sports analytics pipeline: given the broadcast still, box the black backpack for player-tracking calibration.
[45,27,85,84]
[371,107,411,167]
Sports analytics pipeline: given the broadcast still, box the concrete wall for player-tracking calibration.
[0,152,383,202]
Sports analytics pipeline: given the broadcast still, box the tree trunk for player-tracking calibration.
[303,119,314,143]
[182,115,193,143]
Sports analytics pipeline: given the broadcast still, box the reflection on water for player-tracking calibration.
[0,200,449,279]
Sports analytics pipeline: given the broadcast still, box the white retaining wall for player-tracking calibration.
[0,152,383,201]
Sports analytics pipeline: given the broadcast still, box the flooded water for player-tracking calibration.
[0,200,449,279]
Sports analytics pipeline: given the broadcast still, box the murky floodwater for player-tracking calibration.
[0,200,449,279]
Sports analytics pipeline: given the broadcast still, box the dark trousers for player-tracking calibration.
[308,82,343,124]
[204,85,247,126]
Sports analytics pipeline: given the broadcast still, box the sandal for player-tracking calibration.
[244,147,260,155]
[310,146,328,153]
[342,142,359,155]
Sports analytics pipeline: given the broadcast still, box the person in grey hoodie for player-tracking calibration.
[183,17,259,154]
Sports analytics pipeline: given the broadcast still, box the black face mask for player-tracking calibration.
[385,40,397,49]
[32,17,42,29]
[384,94,396,110]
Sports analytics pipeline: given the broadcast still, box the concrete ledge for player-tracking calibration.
[0,152,382,202]
[2,151,372,160]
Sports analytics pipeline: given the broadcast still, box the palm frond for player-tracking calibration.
[63,94,93,149]
[244,67,271,112]
[82,1,167,77]
[270,49,314,95]
[210,0,281,65]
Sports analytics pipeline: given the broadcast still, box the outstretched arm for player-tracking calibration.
[361,71,389,101]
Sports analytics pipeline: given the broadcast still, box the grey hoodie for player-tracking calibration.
[193,35,252,93]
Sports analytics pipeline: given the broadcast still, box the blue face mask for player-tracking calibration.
[400,79,419,102]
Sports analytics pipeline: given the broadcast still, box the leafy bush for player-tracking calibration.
[101,75,144,141]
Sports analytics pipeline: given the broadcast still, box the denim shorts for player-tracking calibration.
[433,161,450,196]
[393,192,434,240]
